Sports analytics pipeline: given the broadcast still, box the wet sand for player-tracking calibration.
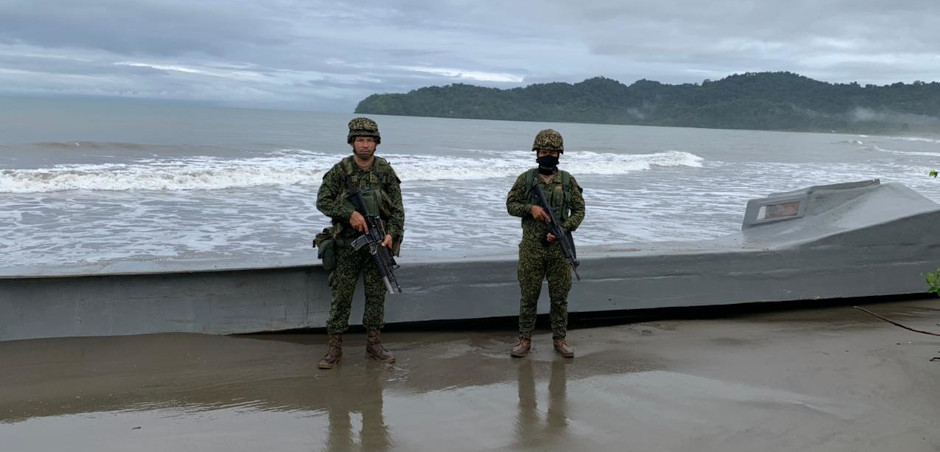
[2,298,939,452]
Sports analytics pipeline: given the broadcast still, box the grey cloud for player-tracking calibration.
[0,0,938,111]
[0,0,292,57]
[530,0,940,56]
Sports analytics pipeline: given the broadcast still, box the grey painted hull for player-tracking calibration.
[2,180,938,342]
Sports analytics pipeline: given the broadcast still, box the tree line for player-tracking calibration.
[355,72,940,133]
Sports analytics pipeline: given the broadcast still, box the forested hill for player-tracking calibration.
[355,72,940,133]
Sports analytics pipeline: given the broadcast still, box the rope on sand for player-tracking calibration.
[853,306,940,337]
[852,306,940,361]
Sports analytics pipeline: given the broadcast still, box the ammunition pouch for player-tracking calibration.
[313,227,337,272]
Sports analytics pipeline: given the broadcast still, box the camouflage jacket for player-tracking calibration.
[506,169,585,243]
[316,156,405,247]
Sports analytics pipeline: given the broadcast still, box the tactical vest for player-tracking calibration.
[526,168,574,222]
[330,156,401,259]
[335,156,395,219]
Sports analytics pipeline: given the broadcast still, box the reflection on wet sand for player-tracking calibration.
[515,360,569,448]
[324,364,391,452]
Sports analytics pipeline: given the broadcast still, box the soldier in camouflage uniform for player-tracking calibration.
[506,129,585,358]
[315,117,405,369]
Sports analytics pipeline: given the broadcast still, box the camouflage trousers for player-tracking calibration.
[326,242,387,334]
[516,238,572,339]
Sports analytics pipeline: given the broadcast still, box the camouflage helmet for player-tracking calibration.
[347,117,381,144]
[532,129,564,153]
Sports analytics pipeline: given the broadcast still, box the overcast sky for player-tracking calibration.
[1,0,938,112]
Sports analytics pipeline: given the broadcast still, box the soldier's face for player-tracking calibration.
[537,149,560,158]
[351,136,377,159]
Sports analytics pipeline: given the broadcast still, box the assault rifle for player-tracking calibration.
[346,180,403,294]
[530,184,581,281]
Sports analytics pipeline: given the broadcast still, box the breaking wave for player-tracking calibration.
[0,149,704,193]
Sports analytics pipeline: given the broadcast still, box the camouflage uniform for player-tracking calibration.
[506,130,585,340]
[316,121,404,335]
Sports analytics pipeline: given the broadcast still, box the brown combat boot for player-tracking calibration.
[318,334,343,369]
[553,337,574,358]
[510,337,532,358]
[366,329,396,363]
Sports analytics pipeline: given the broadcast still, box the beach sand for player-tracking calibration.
[1,298,939,451]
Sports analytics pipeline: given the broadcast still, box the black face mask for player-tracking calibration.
[536,155,559,174]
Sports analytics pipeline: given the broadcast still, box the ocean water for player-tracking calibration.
[2,97,940,270]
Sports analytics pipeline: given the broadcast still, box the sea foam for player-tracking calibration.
[0,149,704,193]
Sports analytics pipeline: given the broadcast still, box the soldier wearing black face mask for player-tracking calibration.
[536,152,560,174]
[505,129,586,359]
